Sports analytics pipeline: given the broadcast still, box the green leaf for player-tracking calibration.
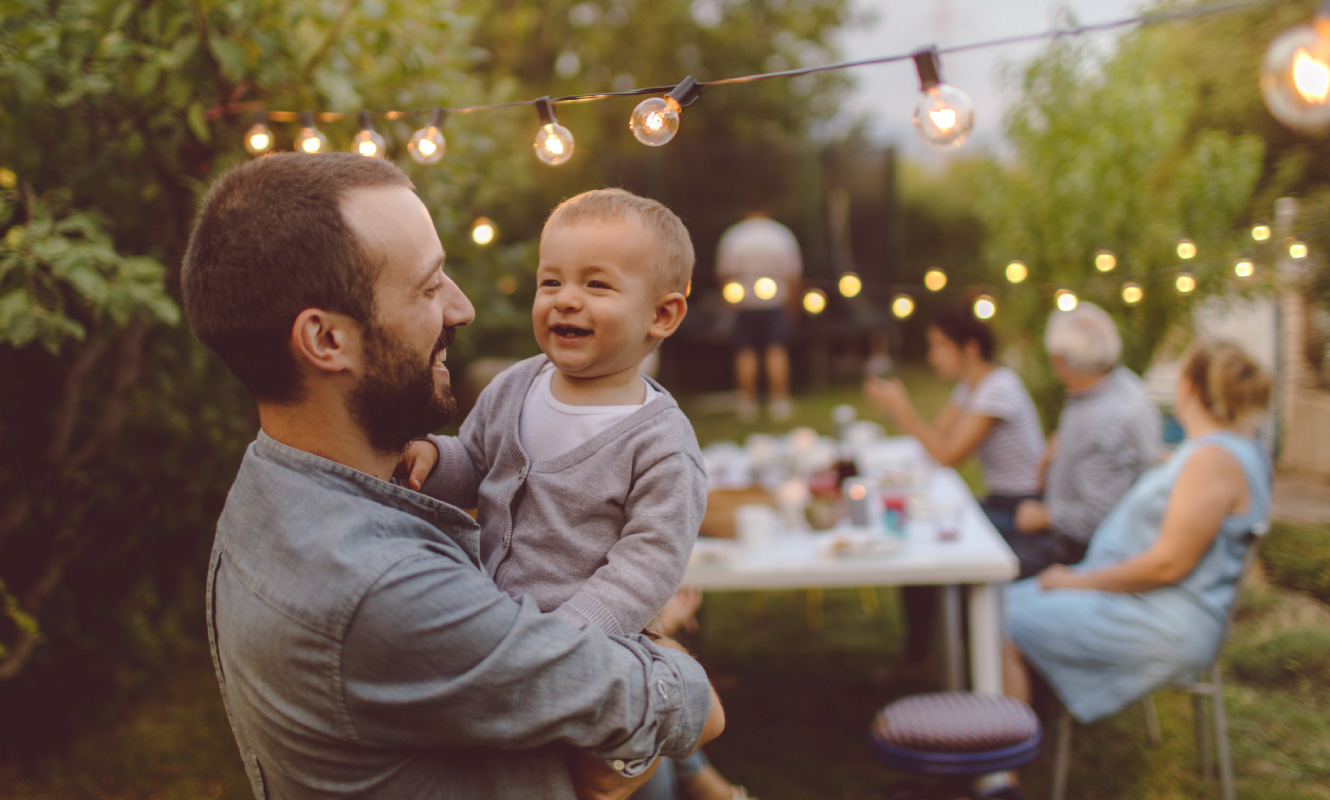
[133,62,161,97]
[186,102,210,142]
[61,264,111,304]
[210,37,247,83]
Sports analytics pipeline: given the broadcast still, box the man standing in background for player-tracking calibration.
[716,212,803,423]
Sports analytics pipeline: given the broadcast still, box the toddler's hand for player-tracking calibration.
[396,439,440,491]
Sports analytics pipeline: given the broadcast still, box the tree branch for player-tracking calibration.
[45,334,110,466]
[299,0,357,82]
[68,316,146,472]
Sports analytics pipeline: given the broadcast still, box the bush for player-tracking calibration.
[1260,522,1330,605]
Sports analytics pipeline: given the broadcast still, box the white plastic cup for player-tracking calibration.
[736,504,778,551]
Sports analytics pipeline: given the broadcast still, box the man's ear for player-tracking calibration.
[290,308,361,374]
[648,292,688,339]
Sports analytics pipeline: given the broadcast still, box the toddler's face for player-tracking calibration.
[533,217,664,382]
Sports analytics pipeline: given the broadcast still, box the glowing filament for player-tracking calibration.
[891,294,915,319]
[838,273,862,298]
[928,108,957,131]
[1293,48,1330,103]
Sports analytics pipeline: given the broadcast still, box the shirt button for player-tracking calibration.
[612,760,626,772]
[657,680,669,700]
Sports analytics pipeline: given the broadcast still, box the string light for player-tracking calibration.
[722,281,745,304]
[471,217,496,246]
[1005,261,1028,283]
[1290,240,1309,259]
[803,288,828,314]
[754,277,779,300]
[973,294,997,320]
[533,98,575,165]
[1260,1,1330,133]
[1094,250,1117,272]
[838,273,863,298]
[1234,259,1254,278]
[1176,272,1197,294]
[1121,282,1143,305]
[1252,224,1272,241]
[408,107,447,165]
[244,113,274,156]
[1055,289,1078,311]
[295,112,328,154]
[630,76,702,147]
[1176,239,1197,260]
[891,294,916,319]
[352,111,387,158]
[911,47,975,148]
[924,268,947,292]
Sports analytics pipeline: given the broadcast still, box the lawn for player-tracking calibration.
[3,373,1329,800]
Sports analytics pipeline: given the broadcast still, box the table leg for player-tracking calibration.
[941,585,964,691]
[967,583,1003,695]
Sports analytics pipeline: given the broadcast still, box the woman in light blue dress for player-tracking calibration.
[1004,340,1271,724]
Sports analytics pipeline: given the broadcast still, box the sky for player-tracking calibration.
[830,0,1142,160]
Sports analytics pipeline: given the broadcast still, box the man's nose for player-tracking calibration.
[444,278,475,327]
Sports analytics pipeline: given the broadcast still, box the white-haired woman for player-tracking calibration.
[1003,339,1271,726]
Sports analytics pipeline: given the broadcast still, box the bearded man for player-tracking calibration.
[181,153,722,800]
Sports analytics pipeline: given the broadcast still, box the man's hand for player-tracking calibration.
[1037,563,1077,590]
[569,753,660,800]
[1015,499,1050,534]
[394,439,440,490]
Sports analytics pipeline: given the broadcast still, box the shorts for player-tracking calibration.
[733,308,789,351]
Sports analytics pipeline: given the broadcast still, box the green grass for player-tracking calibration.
[4,376,1329,800]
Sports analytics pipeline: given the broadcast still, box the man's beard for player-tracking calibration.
[348,320,457,456]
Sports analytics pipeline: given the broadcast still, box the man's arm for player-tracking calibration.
[342,544,715,776]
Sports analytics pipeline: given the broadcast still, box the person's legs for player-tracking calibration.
[734,348,759,421]
[764,344,791,420]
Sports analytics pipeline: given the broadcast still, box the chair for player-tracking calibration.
[871,691,1041,799]
[1049,529,1265,800]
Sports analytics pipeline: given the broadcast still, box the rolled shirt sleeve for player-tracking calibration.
[342,548,710,773]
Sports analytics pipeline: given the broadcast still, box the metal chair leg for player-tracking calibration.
[1212,667,1235,800]
[1194,688,1214,783]
[1142,695,1162,747]
[1051,706,1072,800]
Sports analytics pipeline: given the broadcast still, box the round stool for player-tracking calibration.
[870,692,1041,799]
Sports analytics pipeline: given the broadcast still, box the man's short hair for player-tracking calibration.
[1044,302,1121,374]
[542,188,694,295]
[181,153,415,404]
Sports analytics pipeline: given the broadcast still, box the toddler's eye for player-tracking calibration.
[588,280,611,289]
[540,279,560,288]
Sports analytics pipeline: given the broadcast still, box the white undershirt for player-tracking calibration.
[518,362,661,462]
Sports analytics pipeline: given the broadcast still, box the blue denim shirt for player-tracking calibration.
[206,431,711,799]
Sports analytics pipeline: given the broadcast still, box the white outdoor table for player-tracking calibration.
[685,440,1018,695]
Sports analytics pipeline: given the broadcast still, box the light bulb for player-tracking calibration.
[533,98,574,165]
[891,294,916,319]
[471,217,496,246]
[1055,290,1078,312]
[631,97,682,146]
[1176,273,1196,294]
[722,281,745,304]
[295,112,328,154]
[408,108,447,165]
[973,294,997,320]
[352,111,386,158]
[629,76,702,147]
[911,48,975,148]
[754,277,779,301]
[924,268,947,292]
[1005,261,1028,284]
[1121,282,1143,305]
[803,289,827,315]
[244,115,274,156]
[1177,239,1196,260]
[1234,259,1254,278]
[1290,240,1308,259]
[1261,15,1330,133]
[1095,250,1117,272]
[1252,224,1272,241]
[838,272,862,298]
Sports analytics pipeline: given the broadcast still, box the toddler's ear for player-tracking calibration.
[649,292,687,339]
